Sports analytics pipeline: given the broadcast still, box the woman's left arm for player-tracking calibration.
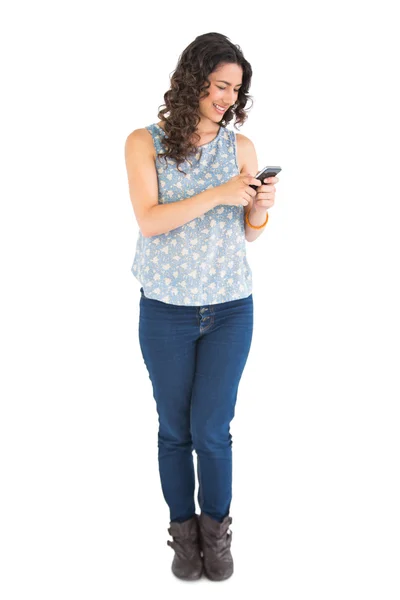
[236,133,279,242]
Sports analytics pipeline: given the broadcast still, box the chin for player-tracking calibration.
[210,109,224,120]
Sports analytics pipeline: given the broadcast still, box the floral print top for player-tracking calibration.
[131,123,252,306]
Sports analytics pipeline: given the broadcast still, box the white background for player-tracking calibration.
[1,0,399,598]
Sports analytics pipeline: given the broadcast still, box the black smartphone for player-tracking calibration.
[249,166,282,190]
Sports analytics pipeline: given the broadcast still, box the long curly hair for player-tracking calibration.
[157,32,253,174]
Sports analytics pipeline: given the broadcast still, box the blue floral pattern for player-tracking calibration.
[131,123,253,305]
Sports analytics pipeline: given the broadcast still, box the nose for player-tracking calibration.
[225,93,236,107]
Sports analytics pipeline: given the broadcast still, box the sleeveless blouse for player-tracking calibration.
[131,123,253,306]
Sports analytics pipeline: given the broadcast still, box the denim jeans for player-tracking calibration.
[138,287,254,523]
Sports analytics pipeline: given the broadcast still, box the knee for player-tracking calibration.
[158,422,192,451]
[158,433,192,451]
[191,426,232,454]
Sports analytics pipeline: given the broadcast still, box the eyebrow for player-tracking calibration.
[215,80,242,87]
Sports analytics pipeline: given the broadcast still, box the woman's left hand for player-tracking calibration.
[253,176,279,210]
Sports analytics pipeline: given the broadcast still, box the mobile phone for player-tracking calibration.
[250,166,282,190]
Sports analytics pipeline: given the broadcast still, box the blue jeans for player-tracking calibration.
[138,287,254,523]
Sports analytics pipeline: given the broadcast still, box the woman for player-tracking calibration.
[124,32,278,581]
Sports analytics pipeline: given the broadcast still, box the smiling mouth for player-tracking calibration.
[213,103,229,112]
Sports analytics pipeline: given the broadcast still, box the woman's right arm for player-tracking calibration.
[124,129,222,238]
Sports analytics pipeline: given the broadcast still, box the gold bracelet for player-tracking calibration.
[245,209,269,229]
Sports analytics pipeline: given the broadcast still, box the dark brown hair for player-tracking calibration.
[157,32,253,173]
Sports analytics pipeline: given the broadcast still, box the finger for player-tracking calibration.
[246,187,258,197]
[259,184,276,192]
[246,176,262,187]
[256,200,273,208]
[244,189,256,200]
[256,192,275,200]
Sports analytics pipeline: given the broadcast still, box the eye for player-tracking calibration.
[217,86,241,93]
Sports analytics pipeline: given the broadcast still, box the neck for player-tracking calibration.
[195,115,221,135]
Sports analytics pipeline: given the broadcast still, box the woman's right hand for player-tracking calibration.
[217,173,261,207]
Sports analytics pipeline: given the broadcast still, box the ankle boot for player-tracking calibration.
[199,512,234,581]
[167,514,203,580]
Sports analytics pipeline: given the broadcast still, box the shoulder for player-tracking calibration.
[125,127,153,144]
[235,132,255,151]
[125,127,155,158]
[234,132,257,174]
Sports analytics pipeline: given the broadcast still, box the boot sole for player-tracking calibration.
[171,569,203,581]
[203,567,234,581]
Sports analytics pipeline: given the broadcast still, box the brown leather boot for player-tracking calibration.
[199,512,234,581]
[167,514,203,580]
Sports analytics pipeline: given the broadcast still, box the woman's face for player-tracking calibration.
[199,62,243,123]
